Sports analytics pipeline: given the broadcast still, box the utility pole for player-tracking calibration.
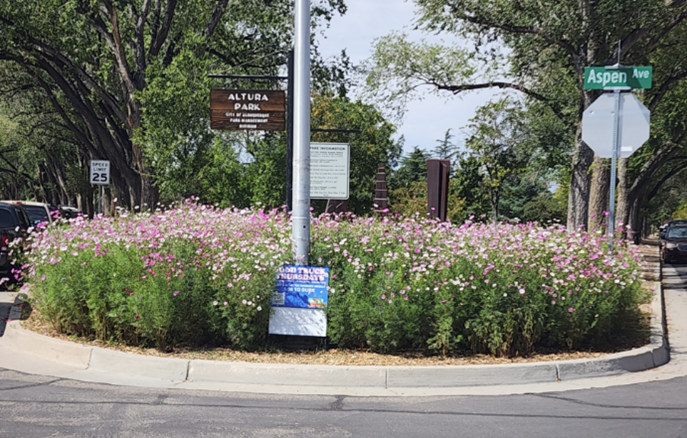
[292,0,311,265]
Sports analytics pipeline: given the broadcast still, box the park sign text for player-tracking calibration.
[584,66,652,90]
[210,89,285,131]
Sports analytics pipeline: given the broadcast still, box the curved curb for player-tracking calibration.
[0,245,670,390]
[0,281,669,390]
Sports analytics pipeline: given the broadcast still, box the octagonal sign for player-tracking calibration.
[582,93,650,158]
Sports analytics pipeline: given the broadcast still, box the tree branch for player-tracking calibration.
[433,80,568,124]
[447,8,578,60]
[149,0,177,59]
[646,160,687,201]
[649,70,687,111]
[102,0,136,94]
[198,0,230,57]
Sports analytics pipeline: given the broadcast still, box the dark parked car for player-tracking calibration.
[659,220,687,240]
[0,202,31,281]
[662,225,687,264]
[0,200,53,226]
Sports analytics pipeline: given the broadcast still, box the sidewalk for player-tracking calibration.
[1,242,685,397]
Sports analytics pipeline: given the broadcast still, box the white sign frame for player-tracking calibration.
[310,142,350,200]
[89,160,111,185]
[268,308,327,337]
[582,93,650,158]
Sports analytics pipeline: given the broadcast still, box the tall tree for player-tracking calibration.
[0,0,346,209]
[463,97,529,221]
[310,94,402,215]
[366,1,687,230]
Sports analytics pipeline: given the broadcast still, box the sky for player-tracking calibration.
[315,0,501,157]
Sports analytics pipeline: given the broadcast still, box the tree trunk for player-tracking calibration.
[628,194,643,237]
[567,128,594,231]
[587,156,610,234]
[616,158,630,238]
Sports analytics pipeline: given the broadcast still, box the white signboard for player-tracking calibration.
[268,308,327,337]
[90,160,111,185]
[582,93,650,158]
[310,143,349,200]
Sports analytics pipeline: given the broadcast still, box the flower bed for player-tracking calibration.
[24,203,646,356]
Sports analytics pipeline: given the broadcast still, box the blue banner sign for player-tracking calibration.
[271,265,330,309]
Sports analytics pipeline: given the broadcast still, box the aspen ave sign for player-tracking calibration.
[584,66,653,89]
[210,89,285,131]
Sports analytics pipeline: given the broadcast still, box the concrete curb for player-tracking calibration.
[0,247,670,390]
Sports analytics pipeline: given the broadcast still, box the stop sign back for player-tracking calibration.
[581,93,650,158]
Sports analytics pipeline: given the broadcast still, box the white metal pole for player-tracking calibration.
[608,89,620,252]
[292,0,311,265]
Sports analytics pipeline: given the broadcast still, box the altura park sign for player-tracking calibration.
[210,89,285,131]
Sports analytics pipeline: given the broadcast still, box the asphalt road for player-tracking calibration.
[0,262,685,438]
[0,368,686,438]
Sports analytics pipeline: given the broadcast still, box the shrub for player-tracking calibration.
[25,203,646,356]
[27,201,291,350]
[311,214,645,356]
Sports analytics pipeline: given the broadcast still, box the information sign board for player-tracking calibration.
[210,89,285,131]
[310,142,349,200]
[89,160,110,185]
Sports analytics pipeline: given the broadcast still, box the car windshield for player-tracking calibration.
[22,205,49,223]
[667,227,687,239]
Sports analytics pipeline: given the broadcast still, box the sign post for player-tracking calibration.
[292,0,311,266]
[583,63,652,251]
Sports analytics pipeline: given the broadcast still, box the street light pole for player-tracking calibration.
[292,0,311,265]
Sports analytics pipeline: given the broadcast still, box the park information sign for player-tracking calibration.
[89,160,110,185]
[584,66,652,89]
[268,265,330,337]
[310,142,350,200]
[210,89,285,131]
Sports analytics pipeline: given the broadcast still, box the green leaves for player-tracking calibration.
[365,32,477,121]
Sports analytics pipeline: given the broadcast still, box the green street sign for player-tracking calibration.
[584,66,652,90]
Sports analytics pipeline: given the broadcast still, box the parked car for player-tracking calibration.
[0,200,54,226]
[659,220,687,240]
[0,202,32,282]
[57,205,80,219]
[661,225,687,264]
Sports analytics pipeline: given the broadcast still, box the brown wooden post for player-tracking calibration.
[427,159,450,221]
[373,163,388,216]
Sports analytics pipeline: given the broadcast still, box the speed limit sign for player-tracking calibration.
[90,160,110,185]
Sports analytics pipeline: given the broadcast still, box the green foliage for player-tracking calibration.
[389,147,431,190]
[28,206,646,356]
[310,94,402,215]
[30,203,291,350]
[673,200,687,220]
[311,215,646,356]
[463,97,530,220]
